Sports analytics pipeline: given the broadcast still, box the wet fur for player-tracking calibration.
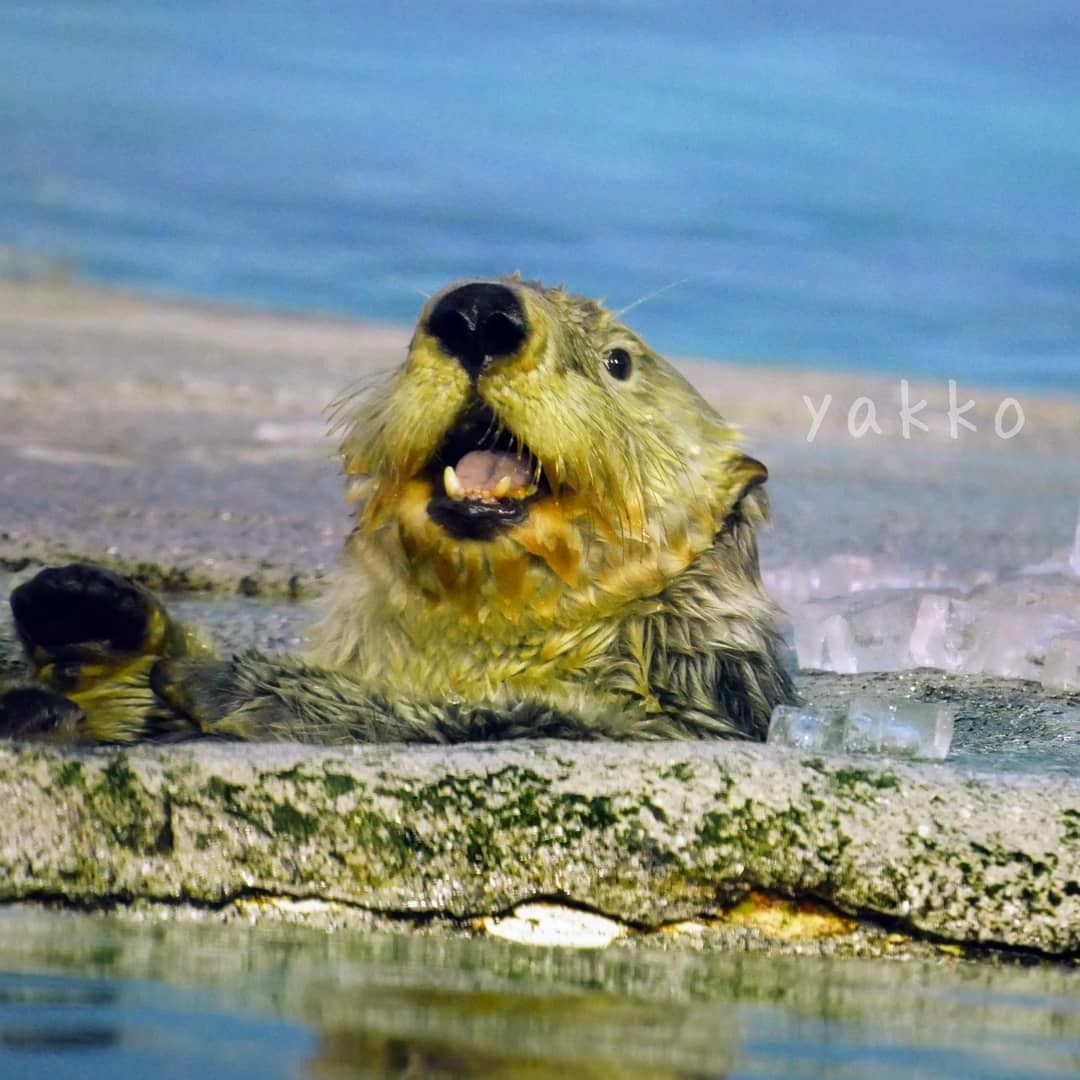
[2,278,796,744]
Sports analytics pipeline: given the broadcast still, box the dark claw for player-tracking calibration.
[0,687,86,741]
[11,564,154,654]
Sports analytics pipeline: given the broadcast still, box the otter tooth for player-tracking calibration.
[443,465,465,500]
[492,475,512,498]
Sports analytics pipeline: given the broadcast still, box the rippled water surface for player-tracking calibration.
[0,911,1077,1079]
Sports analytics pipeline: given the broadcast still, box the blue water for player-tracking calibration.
[2,1,1078,389]
[0,971,314,1080]
[1,912,1078,1079]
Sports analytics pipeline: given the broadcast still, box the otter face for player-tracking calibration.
[335,276,766,625]
[418,282,538,540]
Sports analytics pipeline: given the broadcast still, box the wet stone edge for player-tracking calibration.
[0,741,1075,958]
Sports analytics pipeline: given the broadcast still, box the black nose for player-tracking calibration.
[426,283,528,377]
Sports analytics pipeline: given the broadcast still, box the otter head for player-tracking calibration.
[335,276,768,628]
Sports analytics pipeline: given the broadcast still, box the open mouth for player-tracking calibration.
[425,403,547,540]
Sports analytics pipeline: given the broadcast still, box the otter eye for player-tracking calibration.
[604,348,632,380]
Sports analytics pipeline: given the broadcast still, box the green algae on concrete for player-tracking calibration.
[0,741,1075,956]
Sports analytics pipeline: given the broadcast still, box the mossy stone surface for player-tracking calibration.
[0,740,1075,956]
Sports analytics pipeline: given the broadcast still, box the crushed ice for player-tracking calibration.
[773,502,1080,691]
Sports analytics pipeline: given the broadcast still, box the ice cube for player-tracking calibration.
[791,590,922,673]
[963,600,1078,679]
[769,698,954,760]
[791,598,852,671]
[767,705,845,752]
[908,592,970,672]
[842,595,923,673]
[844,696,954,761]
[1042,632,1080,692]
[819,612,858,673]
[905,577,1080,680]
[945,577,1080,680]
[958,612,1065,680]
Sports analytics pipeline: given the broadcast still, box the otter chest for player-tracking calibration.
[369,602,624,701]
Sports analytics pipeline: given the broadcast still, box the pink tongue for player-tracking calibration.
[454,450,533,493]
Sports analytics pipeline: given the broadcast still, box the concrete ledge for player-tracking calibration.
[0,741,1075,956]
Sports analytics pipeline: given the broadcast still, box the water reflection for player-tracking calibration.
[0,973,118,1054]
[300,980,730,1078]
[0,910,1075,1078]
[0,968,313,1079]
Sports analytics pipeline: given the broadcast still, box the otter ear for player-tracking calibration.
[713,453,769,531]
[731,454,768,498]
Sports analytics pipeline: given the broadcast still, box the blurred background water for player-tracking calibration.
[1,0,1078,389]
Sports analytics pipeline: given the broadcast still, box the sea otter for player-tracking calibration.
[0,277,795,744]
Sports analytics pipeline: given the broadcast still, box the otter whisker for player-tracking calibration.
[375,270,432,301]
[614,275,698,318]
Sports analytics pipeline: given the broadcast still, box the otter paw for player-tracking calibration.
[150,657,243,730]
[0,686,87,743]
[11,563,166,665]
